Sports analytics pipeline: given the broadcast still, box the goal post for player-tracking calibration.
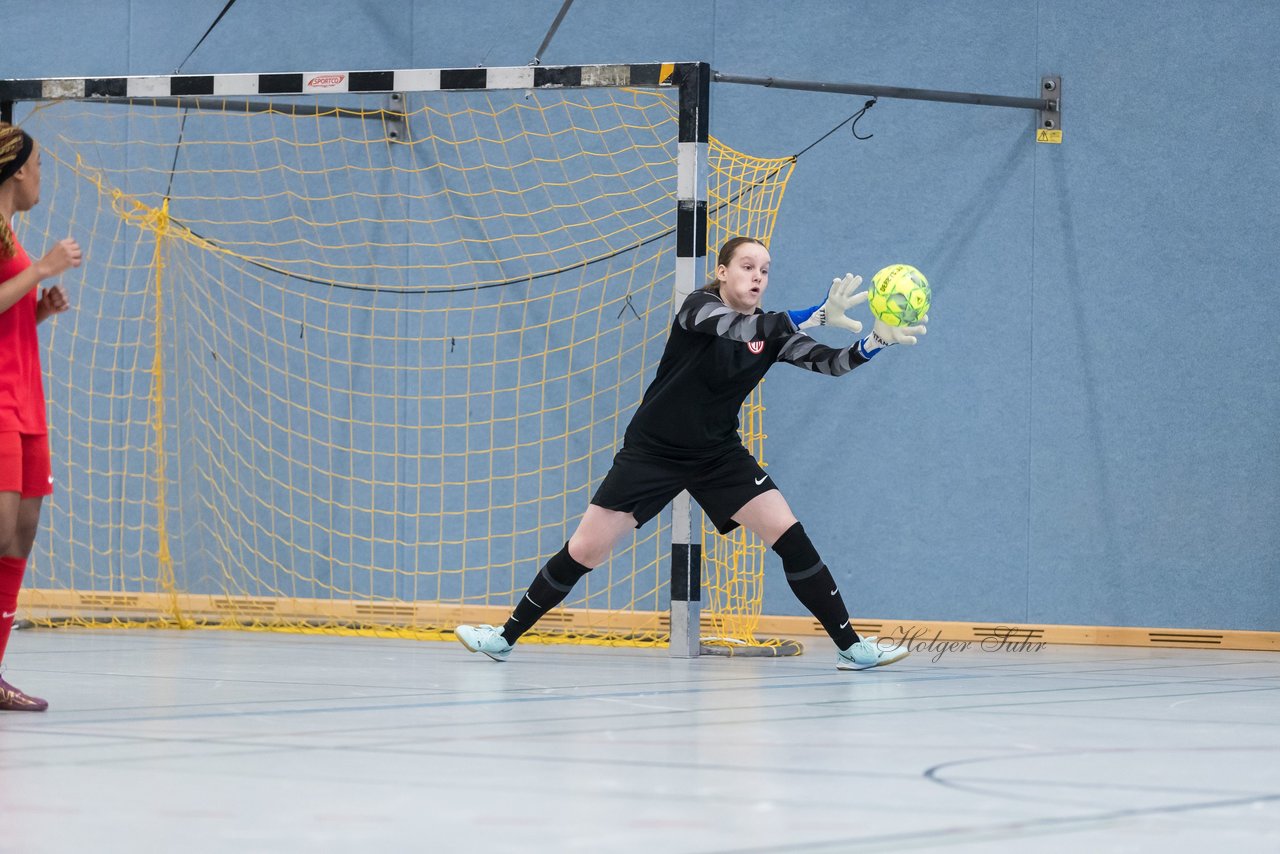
[1,62,791,655]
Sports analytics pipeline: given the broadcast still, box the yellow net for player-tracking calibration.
[701,146,798,651]
[12,84,794,646]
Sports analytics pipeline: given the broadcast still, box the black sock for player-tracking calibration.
[501,543,592,644]
[772,522,859,650]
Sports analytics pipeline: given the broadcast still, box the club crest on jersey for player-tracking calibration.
[747,339,765,354]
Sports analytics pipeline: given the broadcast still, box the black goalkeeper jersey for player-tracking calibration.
[623,289,871,460]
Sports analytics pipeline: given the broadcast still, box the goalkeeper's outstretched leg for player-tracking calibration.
[455,504,638,661]
[729,489,910,671]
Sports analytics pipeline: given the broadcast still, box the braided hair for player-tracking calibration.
[0,123,35,260]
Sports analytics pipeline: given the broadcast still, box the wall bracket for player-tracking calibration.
[1036,75,1062,143]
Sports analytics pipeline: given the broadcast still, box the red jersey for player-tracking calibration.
[0,233,47,434]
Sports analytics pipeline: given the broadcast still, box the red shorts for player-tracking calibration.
[0,432,53,498]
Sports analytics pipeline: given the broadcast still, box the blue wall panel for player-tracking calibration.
[2,0,1276,630]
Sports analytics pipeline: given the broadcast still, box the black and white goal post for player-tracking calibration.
[668,63,710,659]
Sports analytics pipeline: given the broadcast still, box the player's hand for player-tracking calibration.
[798,273,867,333]
[858,315,928,358]
[39,285,71,316]
[874,314,927,346]
[36,237,81,281]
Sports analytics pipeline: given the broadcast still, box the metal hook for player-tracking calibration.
[851,98,877,140]
[617,293,641,321]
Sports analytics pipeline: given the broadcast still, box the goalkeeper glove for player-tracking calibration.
[791,273,867,333]
[856,315,928,359]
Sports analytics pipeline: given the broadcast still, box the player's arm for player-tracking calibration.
[778,315,927,376]
[0,263,41,315]
[776,334,868,377]
[677,290,798,343]
[787,274,867,333]
[0,238,80,315]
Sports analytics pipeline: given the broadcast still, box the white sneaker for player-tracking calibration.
[455,624,513,661]
[836,636,909,671]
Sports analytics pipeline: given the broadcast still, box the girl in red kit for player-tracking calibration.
[0,123,81,711]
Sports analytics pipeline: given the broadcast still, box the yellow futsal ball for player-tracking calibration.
[868,264,931,327]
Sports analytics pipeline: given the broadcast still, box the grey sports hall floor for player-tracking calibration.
[1,628,1278,853]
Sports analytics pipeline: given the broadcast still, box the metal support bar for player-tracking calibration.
[713,71,1057,113]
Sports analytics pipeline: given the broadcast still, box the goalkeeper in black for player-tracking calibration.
[457,236,926,670]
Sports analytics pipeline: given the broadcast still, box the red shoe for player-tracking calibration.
[0,676,48,711]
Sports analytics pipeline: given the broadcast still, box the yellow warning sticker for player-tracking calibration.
[1036,128,1063,144]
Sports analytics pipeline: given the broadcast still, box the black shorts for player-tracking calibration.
[590,443,778,534]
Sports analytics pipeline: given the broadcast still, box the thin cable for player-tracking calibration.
[793,104,875,161]
[173,0,240,74]
[163,110,190,200]
[788,99,880,161]
[531,0,576,66]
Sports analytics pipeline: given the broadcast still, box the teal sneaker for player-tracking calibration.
[455,624,513,661]
[836,636,910,671]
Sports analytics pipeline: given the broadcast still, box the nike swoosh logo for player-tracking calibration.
[754,475,769,485]
[839,621,849,629]
[830,588,839,596]
[1,611,16,619]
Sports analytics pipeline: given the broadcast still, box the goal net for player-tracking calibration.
[5,64,794,647]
